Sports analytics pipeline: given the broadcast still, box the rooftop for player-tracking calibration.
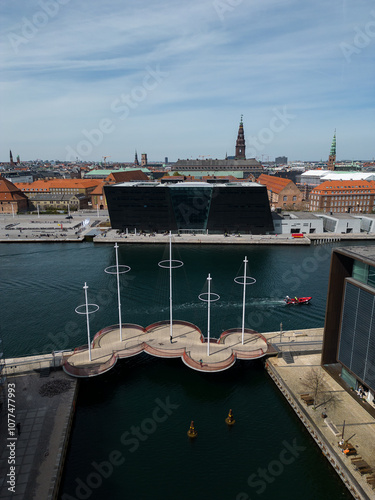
[110,181,263,188]
[334,245,375,265]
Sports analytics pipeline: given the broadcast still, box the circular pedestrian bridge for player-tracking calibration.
[62,320,269,378]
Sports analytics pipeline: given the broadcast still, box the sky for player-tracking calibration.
[0,0,374,163]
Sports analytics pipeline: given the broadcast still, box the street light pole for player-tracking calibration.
[115,243,123,342]
[169,231,173,341]
[83,282,92,362]
[207,274,212,356]
[241,256,248,345]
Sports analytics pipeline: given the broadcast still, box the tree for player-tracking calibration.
[301,367,338,410]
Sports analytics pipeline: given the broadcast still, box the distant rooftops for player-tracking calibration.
[112,181,263,188]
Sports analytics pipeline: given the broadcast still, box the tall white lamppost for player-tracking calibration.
[234,256,256,345]
[37,204,40,218]
[75,282,99,362]
[158,232,183,341]
[105,243,131,342]
[11,204,15,218]
[199,274,220,356]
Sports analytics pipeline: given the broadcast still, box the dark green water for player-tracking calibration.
[2,242,370,499]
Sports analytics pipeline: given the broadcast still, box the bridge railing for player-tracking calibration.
[63,352,119,377]
[233,347,268,359]
[144,344,186,358]
[182,351,236,372]
[92,323,145,345]
[219,328,268,345]
[145,319,202,335]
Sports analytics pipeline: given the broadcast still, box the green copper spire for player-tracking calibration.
[330,131,336,156]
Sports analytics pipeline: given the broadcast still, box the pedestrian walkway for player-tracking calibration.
[0,372,77,500]
[267,354,375,499]
[63,320,270,377]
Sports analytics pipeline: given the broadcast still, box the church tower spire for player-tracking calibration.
[327,130,336,170]
[10,150,14,165]
[235,115,246,160]
[134,150,139,166]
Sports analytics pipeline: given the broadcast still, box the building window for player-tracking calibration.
[352,260,368,283]
[293,196,297,201]
[283,196,287,201]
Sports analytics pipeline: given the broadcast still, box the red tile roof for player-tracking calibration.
[14,179,101,192]
[0,176,28,201]
[311,180,375,193]
[257,174,292,193]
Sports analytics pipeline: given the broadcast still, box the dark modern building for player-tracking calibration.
[275,156,288,165]
[322,246,375,404]
[105,181,274,234]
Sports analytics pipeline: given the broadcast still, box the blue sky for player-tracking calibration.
[1,0,374,162]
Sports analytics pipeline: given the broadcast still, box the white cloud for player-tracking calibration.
[1,0,374,161]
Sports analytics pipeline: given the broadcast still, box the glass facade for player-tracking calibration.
[105,183,274,234]
[352,260,375,288]
[169,185,212,230]
[338,280,375,391]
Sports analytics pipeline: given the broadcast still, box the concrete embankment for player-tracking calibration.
[266,354,375,500]
[93,231,375,245]
[0,370,78,500]
[94,233,310,244]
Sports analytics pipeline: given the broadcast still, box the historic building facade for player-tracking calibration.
[309,180,375,214]
[257,173,304,210]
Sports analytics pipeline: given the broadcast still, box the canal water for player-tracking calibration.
[2,241,369,499]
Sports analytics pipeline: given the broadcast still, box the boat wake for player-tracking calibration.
[127,297,287,316]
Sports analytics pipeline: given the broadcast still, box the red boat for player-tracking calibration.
[285,296,312,305]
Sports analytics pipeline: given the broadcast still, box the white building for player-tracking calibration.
[272,212,323,234]
[354,215,375,233]
[320,214,361,234]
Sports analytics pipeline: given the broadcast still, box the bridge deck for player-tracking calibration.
[63,321,269,376]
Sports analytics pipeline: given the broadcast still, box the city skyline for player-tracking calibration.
[1,0,374,163]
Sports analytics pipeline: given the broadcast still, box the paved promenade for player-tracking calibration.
[94,229,375,245]
[267,354,375,499]
[0,213,109,243]
[1,213,375,245]
[0,371,77,500]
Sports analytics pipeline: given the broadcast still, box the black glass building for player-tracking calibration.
[322,246,375,401]
[104,181,274,234]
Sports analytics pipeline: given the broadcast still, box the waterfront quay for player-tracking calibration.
[266,354,375,499]
[1,213,375,245]
[0,213,109,243]
[0,370,77,500]
[93,229,375,245]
